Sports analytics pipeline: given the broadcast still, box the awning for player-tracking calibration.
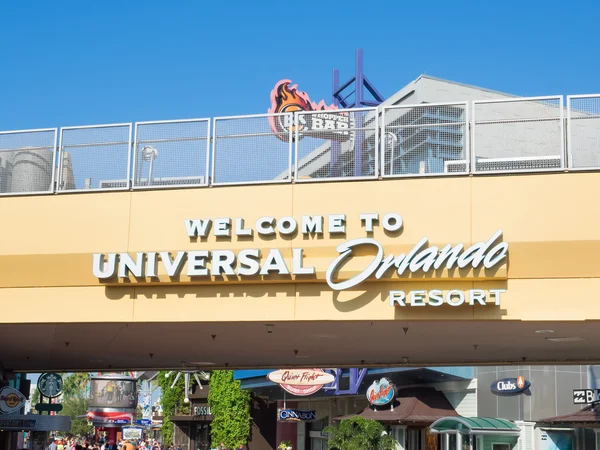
[430,417,521,436]
[334,387,457,426]
[537,403,600,427]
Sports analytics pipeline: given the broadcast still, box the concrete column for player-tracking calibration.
[444,434,450,450]
[456,433,462,450]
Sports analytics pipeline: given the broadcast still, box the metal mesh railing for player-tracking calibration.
[567,95,600,170]
[382,103,468,176]
[472,96,564,172]
[212,113,292,184]
[133,119,210,188]
[4,92,600,196]
[295,108,378,181]
[0,128,57,195]
[58,124,132,191]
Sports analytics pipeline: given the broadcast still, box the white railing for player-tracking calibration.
[382,102,469,177]
[212,113,293,185]
[567,94,600,170]
[0,128,57,196]
[0,94,600,196]
[472,96,564,174]
[57,123,132,192]
[133,119,210,189]
[295,107,378,182]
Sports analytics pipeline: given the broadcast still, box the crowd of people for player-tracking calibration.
[48,439,172,450]
[48,438,248,450]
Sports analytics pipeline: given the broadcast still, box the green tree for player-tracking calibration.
[208,371,252,449]
[60,396,93,437]
[62,373,90,399]
[31,387,40,407]
[53,373,93,437]
[157,371,188,445]
[324,416,397,450]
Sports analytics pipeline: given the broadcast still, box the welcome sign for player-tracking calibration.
[92,212,508,302]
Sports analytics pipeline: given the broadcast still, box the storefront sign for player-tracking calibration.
[194,406,212,416]
[573,389,600,404]
[92,213,508,295]
[0,386,26,414]
[268,79,352,142]
[267,369,336,396]
[278,409,316,422]
[367,378,397,406]
[37,373,63,398]
[88,411,135,424]
[111,419,131,424]
[0,418,36,430]
[491,376,530,395]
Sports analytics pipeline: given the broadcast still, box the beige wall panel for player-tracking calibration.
[471,173,600,242]
[0,192,132,255]
[290,178,473,246]
[130,283,296,322]
[127,185,294,252]
[0,286,135,323]
[482,278,600,321]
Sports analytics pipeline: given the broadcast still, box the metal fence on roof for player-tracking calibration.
[472,96,564,174]
[212,113,293,185]
[567,94,600,170]
[382,102,469,177]
[1,94,599,196]
[0,128,57,196]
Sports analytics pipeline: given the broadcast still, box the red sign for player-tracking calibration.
[267,369,336,396]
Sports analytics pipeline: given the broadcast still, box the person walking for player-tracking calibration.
[49,441,58,450]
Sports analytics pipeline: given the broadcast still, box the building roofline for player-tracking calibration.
[412,74,518,98]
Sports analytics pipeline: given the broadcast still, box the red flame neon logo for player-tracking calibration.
[268,80,338,140]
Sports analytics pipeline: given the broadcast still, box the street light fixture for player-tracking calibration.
[141,146,158,186]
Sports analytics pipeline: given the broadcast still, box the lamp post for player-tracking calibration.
[141,146,158,186]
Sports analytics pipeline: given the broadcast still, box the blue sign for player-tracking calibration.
[366,378,396,406]
[112,419,130,424]
[491,376,531,395]
[278,409,316,422]
[136,419,151,425]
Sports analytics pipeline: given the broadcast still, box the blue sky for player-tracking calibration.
[1,0,599,131]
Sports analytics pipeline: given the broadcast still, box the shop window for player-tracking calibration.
[492,444,511,450]
[387,426,405,450]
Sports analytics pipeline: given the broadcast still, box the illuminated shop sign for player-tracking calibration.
[367,378,397,407]
[573,389,600,404]
[92,213,508,298]
[0,387,26,414]
[490,376,530,395]
[194,406,212,416]
[268,79,352,142]
[278,409,316,422]
[267,369,336,396]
